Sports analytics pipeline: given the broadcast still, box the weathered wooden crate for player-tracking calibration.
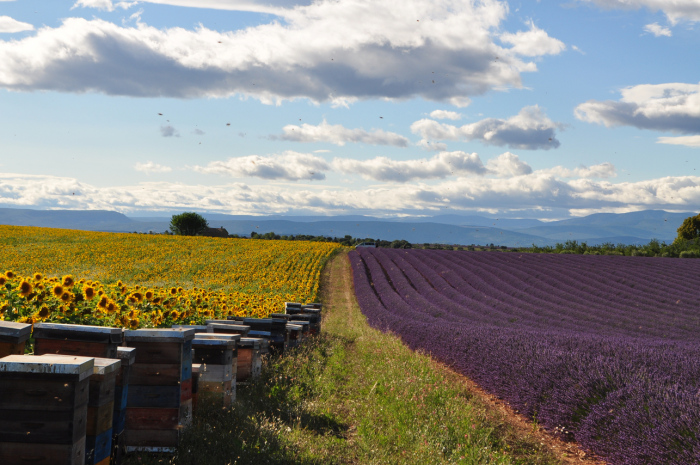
[0,321,31,357]
[0,355,94,465]
[289,320,310,337]
[123,328,194,452]
[247,329,286,354]
[286,324,303,349]
[33,323,123,359]
[113,347,135,434]
[236,337,263,383]
[86,358,120,465]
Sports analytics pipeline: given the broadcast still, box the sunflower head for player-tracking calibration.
[60,292,73,303]
[170,287,177,295]
[19,280,33,297]
[0,276,6,286]
[33,273,43,282]
[145,290,154,300]
[62,275,74,287]
[84,287,96,300]
[106,301,118,313]
[4,271,15,279]
[132,292,144,303]
[52,285,64,297]
[38,306,50,319]
[97,295,109,308]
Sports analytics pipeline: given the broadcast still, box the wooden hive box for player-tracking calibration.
[85,358,121,465]
[289,320,310,337]
[0,354,94,465]
[123,328,194,453]
[171,325,208,333]
[33,323,123,359]
[236,338,263,384]
[286,324,303,349]
[241,318,287,354]
[192,335,239,407]
[111,347,135,465]
[0,321,31,357]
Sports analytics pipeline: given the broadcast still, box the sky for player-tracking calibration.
[0,0,699,219]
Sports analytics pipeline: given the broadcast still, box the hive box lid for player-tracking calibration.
[238,338,261,349]
[0,321,32,343]
[171,325,208,332]
[284,302,302,308]
[289,320,310,327]
[124,328,195,342]
[193,334,241,343]
[269,313,292,320]
[42,354,121,375]
[0,354,94,380]
[192,336,238,348]
[33,323,123,344]
[286,324,303,331]
[207,323,250,334]
[116,347,136,365]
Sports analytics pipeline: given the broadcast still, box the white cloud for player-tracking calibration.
[279,120,409,147]
[2,171,699,217]
[134,162,173,173]
[193,151,330,181]
[160,125,180,137]
[499,21,566,57]
[485,152,532,177]
[333,151,488,182]
[0,16,34,33]
[416,139,449,152]
[412,105,561,150]
[575,82,700,133]
[578,0,700,25]
[429,110,463,120]
[541,162,617,179]
[0,0,562,102]
[72,0,136,11]
[657,135,700,147]
[644,22,672,37]
[133,0,310,15]
[572,45,585,54]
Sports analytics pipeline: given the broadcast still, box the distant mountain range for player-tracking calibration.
[0,208,695,247]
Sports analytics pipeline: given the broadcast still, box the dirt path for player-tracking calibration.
[325,250,607,465]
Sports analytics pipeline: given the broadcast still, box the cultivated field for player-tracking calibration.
[350,248,700,465]
[0,225,340,327]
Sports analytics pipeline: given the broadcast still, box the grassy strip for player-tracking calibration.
[126,251,559,464]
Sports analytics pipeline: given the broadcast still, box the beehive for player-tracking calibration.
[236,338,263,383]
[123,328,194,452]
[0,321,31,357]
[112,347,135,465]
[33,323,123,359]
[192,334,239,407]
[0,354,94,465]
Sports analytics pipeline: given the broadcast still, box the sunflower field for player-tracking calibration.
[0,225,341,328]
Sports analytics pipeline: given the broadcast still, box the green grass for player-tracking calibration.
[125,252,559,465]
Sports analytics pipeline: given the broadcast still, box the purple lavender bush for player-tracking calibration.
[350,248,700,465]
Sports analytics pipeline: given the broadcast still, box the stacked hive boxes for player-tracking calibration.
[124,328,194,452]
[0,355,94,465]
[0,321,31,357]
[33,323,122,359]
[229,318,288,353]
[84,357,121,465]
[236,338,263,384]
[192,334,239,407]
[112,347,135,465]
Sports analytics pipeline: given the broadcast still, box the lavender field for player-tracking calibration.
[350,248,700,465]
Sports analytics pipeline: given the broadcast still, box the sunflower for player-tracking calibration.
[97,295,109,309]
[62,275,74,287]
[170,287,178,295]
[128,318,140,329]
[145,290,154,301]
[37,306,50,319]
[52,285,65,297]
[0,276,6,285]
[106,301,118,313]
[170,310,180,320]
[84,287,96,300]
[4,271,15,279]
[33,273,43,282]
[18,280,33,297]
[60,292,73,303]
[132,292,144,303]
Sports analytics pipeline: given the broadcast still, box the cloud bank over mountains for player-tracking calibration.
[0,0,565,103]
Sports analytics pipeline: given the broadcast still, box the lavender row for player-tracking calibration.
[350,249,700,465]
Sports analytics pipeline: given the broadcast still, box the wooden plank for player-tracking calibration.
[86,401,114,436]
[129,363,183,386]
[0,405,87,444]
[197,364,232,382]
[114,385,128,411]
[126,342,184,364]
[0,375,89,411]
[180,378,192,402]
[123,429,179,449]
[0,437,86,465]
[124,328,195,343]
[112,407,126,435]
[34,339,117,359]
[88,370,118,407]
[0,341,26,357]
[85,428,112,465]
[127,385,181,408]
[125,408,180,430]
[33,323,122,344]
